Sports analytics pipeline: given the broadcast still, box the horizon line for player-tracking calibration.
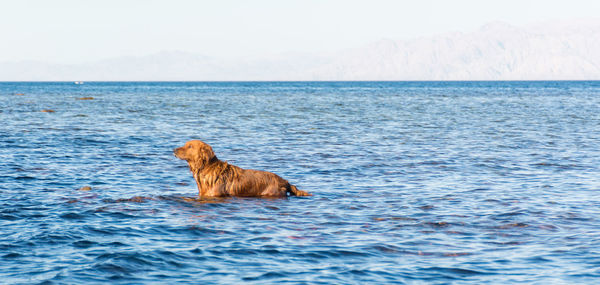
[1,80,600,83]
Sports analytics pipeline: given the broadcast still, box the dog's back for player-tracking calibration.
[195,160,310,197]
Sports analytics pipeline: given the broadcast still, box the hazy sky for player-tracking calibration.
[1,0,599,64]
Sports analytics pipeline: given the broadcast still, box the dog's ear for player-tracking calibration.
[192,143,216,167]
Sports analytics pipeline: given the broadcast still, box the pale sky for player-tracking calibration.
[1,0,599,64]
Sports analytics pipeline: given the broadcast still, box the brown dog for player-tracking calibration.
[174,140,311,198]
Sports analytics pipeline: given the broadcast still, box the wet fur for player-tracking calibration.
[174,140,311,198]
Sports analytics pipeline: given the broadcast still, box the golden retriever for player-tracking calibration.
[174,140,311,198]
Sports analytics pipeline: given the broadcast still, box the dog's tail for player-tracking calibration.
[288,184,312,196]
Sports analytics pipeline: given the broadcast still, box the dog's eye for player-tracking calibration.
[187,145,191,148]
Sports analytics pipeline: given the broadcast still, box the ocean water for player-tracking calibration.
[1,81,599,284]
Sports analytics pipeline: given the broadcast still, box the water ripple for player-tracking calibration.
[1,81,600,283]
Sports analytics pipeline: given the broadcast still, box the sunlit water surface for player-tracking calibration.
[1,81,599,284]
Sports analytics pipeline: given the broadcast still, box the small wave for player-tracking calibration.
[14,176,36,180]
[0,214,20,221]
[60,212,87,220]
[119,153,149,160]
[2,252,23,258]
[421,266,492,276]
[531,162,583,170]
[495,222,529,229]
[207,248,281,256]
[72,240,98,248]
[242,271,288,281]
[422,221,452,228]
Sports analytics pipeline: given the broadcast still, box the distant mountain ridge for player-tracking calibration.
[2,20,600,81]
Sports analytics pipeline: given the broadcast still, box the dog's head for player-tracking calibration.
[174,140,217,169]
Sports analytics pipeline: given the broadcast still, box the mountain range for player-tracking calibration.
[2,20,600,81]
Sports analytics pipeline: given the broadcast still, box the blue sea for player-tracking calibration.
[1,81,599,284]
